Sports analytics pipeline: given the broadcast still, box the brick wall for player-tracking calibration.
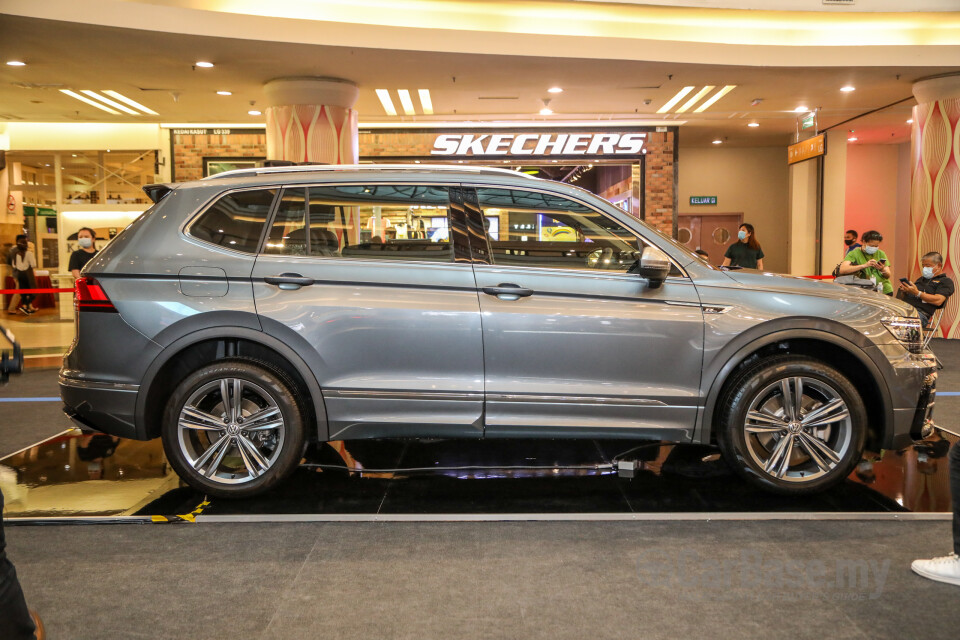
[642,131,676,236]
[172,132,267,182]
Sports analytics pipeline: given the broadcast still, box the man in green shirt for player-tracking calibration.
[837,229,893,294]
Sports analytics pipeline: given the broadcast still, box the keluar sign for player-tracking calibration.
[788,134,826,165]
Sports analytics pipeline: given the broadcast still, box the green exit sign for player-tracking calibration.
[801,113,816,130]
[689,196,717,205]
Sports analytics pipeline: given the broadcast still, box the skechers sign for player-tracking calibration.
[431,132,646,157]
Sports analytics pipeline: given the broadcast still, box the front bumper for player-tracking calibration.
[59,374,140,439]
[886,352,938,451]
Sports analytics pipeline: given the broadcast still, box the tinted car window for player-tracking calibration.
[264,184,453,262]
[190,189,277,253]
[476,187,641,273]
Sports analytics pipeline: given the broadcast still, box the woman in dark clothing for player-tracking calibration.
[68,227,98,279]
[721,223,765,270]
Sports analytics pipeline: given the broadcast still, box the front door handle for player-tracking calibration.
[264,273,315,290]
[482,283,534,301]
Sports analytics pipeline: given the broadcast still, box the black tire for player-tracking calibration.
[161,359,305,498]
[717,355,866,495]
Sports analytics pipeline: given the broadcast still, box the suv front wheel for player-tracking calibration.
[717,355,866,495]
[161,360,305,498]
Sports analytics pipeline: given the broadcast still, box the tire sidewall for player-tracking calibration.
[161,360,304,498]
[718,356,867,495]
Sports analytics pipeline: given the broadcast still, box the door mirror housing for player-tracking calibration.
[636,246,671,288]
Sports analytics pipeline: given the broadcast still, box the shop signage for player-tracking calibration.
[430,132,646,157]
[172,128,236,135]
[787,134,826,165]
[6,194,14,212]
[689,196,717,205]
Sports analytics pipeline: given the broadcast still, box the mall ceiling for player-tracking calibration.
[0,13,957,147]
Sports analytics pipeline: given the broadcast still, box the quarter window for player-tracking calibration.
[475,188,641,273]
[263,184,453,262]
[190,189,277,253]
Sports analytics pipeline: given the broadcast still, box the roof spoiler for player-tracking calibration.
[143,183,179,204]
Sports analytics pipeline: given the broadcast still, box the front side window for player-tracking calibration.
[189,188,277,253]
[475,188,641,273]
[263,184,453,262]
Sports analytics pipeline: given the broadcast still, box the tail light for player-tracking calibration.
[75,277,117,313]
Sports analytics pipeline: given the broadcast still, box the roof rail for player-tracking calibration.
[201,163,539,181]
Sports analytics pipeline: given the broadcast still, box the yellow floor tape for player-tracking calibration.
[151,499,211,523]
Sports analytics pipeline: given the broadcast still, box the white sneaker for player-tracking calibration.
[911,553,960,586]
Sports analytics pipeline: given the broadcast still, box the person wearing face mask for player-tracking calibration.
[837,229,893,295]
[844,229,861,254]
[68,227,98,280]
[7,235,37,316]
[898,251,953,327]
[721,223,764,270]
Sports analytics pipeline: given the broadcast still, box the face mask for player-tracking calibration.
[863,245,878,255]
[78,237,93,249]
[922,266,935,279]
[738,230,747,241]
[844,239,854,246]
[16,243,27,251]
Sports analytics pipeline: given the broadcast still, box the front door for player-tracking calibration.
[466,186,704,440]
[252,183,484,440]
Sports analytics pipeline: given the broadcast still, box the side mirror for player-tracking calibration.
[637,246,671,289]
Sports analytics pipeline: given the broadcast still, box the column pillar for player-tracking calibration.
[263,77,359,165]
[910,74,960,338]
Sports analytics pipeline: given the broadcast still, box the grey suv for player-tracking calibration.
[60,165,937,498]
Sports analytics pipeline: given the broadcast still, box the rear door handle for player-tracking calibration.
[482,283,534,301]
[264,273,315,290]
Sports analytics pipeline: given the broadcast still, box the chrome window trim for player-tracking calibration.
[462,182,690,279]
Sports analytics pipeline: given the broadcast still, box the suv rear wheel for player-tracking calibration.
[161,360,305,498]
[717,355,866,495]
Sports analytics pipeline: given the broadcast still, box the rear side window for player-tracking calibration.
[189,189,277,253]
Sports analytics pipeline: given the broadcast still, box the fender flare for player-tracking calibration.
[135,323,329,441]
[696,318,895,446]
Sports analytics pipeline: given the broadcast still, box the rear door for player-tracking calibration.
[251,183,484,440]
[464,185,705,440]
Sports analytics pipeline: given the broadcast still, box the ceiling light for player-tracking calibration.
[907,119,914,124]
[539,108,553,115]
[712,139,723,145]
[693,85,737,113]
[80,90,139,115]
[748,122,760,128]
[216,90,232,96]
[657,86,695,114]
[794,106,809,113]
[6,60,25,67]
[248,110,262,116]
[101,90,159,115]
[195,61,214,68]
[840,86,856,92]
[548,87,563,94]
[676,86,715,114]
[60,89,121,115]
[848,136,858,142]
[418,89,433,115]
[376,89,397,116]
[397,89,416,116]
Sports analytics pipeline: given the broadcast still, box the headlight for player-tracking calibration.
[882,316,923,353]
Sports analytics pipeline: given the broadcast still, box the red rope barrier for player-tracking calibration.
[0,288,74,295]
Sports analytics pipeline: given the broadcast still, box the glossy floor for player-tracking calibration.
[1,429,953,520]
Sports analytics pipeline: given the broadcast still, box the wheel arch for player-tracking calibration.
[136,326,329,442]
[697,319,894,452]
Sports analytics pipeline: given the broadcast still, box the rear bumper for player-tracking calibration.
[59,375,141,439]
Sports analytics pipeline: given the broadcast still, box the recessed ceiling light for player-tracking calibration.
[195,61,214,68]
[6,60,26,67]
[712,139,723,145]
[248,110,262,116]
[907,119,914,124]
[657,86,695,114]
[548,87,563,94]
[418,89,433,115]
[60,89,121,115]
[847,136,858,142]
[794,106,809,113]
[693,85,737,113]
[840,86,856,92]
[397,89,416,116]
[539,107,553,115]
[216,90,232,96]
[676,86,715,114]
[376,89,397,116]
[101,90,159,115]
[747,122,760,128]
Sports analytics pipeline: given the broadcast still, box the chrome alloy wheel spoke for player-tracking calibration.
[242,419,284,433]
[780,378,803,422]
[798,431,841,465]
[192,434,232,477]
[796,433,835,472]
[237,435,271,474]
[800,398,850,428]
[243,406,281,426]
[745,410,790,432]
[235,436,261,478]
[181,406,225,428]
[764,433,795,479]
[178,418,222,432]
[220,378,243,423]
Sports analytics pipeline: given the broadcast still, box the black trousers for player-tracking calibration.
[13,271,35,308]
[0,489,36,639]
[952,441,960,556]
